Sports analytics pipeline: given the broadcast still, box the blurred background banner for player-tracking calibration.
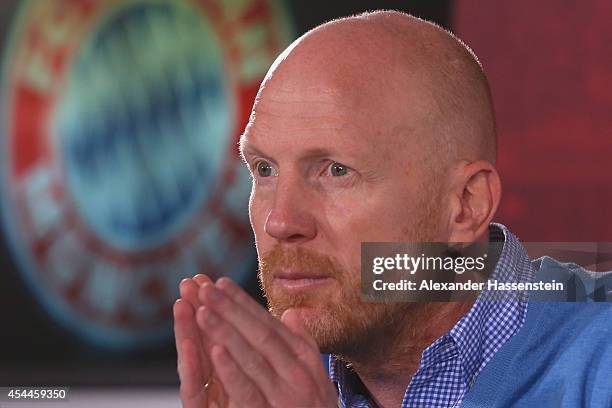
[1,0,292,350]
[0,0,609,392]
[2,0,291,347]
[454,0,612,242]
[0,0,299,385]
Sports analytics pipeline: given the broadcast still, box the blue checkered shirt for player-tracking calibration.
[329,224,536,408]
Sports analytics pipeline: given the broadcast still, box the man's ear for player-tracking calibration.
[446,160,501,242]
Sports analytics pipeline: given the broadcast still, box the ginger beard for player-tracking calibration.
[258,245,404,356]
[257,188,443,356]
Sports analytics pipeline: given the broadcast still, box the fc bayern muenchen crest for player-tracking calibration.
[0,0,293,348]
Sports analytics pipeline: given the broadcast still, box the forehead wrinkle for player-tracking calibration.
[262,82,343,101]
[256,81,361,117]
[249,118,365,149]
[254,103,351,122]
[249,95,370,141]
[252,101,349,130]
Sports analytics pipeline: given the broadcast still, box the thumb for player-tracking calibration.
[281,309,335,399]
[281,308,318,350]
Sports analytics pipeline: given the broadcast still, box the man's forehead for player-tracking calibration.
[240,116,376,159]
[256,68,369,116]
[241,81,376,148]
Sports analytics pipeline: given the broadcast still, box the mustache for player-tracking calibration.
[258,245,345,278]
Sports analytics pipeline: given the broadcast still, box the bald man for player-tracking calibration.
[173,11,612,408]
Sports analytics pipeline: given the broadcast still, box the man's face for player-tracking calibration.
[241,68,447,355]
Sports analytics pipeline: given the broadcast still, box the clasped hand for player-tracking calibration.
[173,274,338,408]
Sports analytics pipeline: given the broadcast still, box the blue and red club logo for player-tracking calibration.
[0,0,293,348]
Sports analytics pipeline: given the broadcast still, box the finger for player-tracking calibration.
[196,306,280,397]
[281,308,318,350]
[174,299,212,381]
[205,372,228,408]
[177,337,207,408]
[180,275,214,309]
[281,309,331,390]
[281,308,321,358]
[199,283,318,389]
[180,278,203,310]
[210,344,268,408]
[214,278,316,356]
[179,279,213,351]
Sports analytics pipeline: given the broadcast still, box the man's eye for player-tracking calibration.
[256,161,274,177]
[329,162,349,177]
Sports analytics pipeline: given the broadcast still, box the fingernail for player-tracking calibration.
[216,277,231,288]
[193,274,208,285]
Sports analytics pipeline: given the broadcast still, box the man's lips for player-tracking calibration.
[272,271,333,290]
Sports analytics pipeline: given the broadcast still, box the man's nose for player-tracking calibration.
[264,179,317,243]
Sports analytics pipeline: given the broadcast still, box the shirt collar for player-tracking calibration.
[448,223,536,387]
[329,355,370,408]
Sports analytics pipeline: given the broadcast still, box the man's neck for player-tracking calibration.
[342,301,474,408]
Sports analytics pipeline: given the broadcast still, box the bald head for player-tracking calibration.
[249,11,497,174]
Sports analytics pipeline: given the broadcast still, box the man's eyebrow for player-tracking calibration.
[239,141,278,168]
[240,142,267,160]
[297,147,336,160]
[242,143,339,162]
